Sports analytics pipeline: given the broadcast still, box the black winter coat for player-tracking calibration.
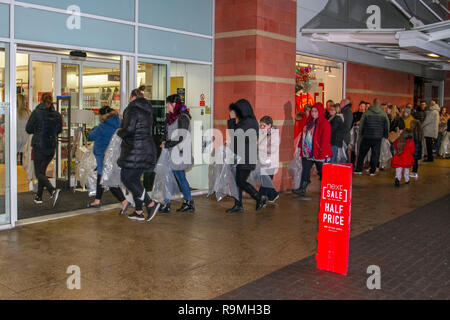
[329,115,345,148]
[360,105,389,140]
[341,104,353,145]
[227,99,259,170]
[414,109,426,124]
[389,116,405,133]
[117,97,157,170]
[25,103,62,151]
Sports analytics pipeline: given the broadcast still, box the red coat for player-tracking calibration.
[391,139,415,168]
[298,103,332,160]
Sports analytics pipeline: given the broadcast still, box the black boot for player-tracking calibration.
[159,202,171,214]
[256,195,267,211]
[294,181,309,196]
[226,200,243,213]
[177,200,195,213]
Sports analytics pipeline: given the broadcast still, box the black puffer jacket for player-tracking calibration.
[25,103,62,151]
[414,109,426,124]
[329,115,345,148]
[389,115,405,133]
[359,105,389,140]
[341,103,353,145]
[117,97,157,170]
[227,99,259,170]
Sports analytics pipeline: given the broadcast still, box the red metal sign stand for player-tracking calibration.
[316,163,353,275]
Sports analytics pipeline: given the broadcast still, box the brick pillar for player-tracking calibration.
[445,71,450,108]
[214,0,297,191]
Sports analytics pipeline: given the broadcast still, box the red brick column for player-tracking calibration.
[214,0,297,191]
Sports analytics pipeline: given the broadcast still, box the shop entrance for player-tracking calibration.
[16,49,127,221]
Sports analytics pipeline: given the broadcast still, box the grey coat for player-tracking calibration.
[165,112,194,171]
[422,105,440,139]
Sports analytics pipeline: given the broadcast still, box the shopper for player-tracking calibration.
[226,99,267,213]
[258,116,280,203]
[293,103,332,196]
[410,120,423,179]
[325,100,334,120]
[436,107,448,155]
[17,93,30,164]
[392,129,415,187]
[117,89,160,221]
[387,105,405,133]
[159,94,195,214]
[295,104,312,144]
[354,98,389,176]
[402,107,415,129]
[353,101,365,125]
[422,100,440,162]
[87,106,130,215]
[414,100,427,124]
[25,93,62,207]
[328,104,346,163]
[339,99,353,147]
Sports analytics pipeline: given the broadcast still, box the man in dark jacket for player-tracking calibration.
[25,93,62,207]
[414,100,427,124]
[117,89,159,221]
[355,98,389,175]
[340,99,354,149]
[226,99,267,213]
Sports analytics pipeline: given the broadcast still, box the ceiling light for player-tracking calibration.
[426,53,440,58]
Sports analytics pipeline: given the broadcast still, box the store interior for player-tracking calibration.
[9,48,213,221]
[295,54,344,112]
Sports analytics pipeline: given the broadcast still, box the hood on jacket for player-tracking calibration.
[129,97,152,113]
[367,105,385,115]
[429,104,440,112]
[230,99,256,120]
[100,110,119,123]
[307,102,326,123]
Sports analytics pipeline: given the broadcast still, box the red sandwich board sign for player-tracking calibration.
[316,163,353,275]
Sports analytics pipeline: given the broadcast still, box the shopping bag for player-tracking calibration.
[379,138,392,167]
[288,149,302,189]
[439,131,449,157]
[336,142,348,163]
[150,148,181,203]
[22,135,35,182]
[77,144,97,195]
[209,145,240,202]
[101,133,123,188]
[249,163,275,189]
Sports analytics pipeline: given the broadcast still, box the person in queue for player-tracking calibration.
[226,99,267,213]
[117,89,160,221]
[293,102,332,196]
[159,94,195,213]
[87,106,130,215]
[25,93,62,207]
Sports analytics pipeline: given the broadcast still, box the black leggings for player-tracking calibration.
[235,168,260,204]
[33,148,55,198]
[300,158,323,186]
[121,168,153,211]
[95,174,126,203]
[412,159,419,173]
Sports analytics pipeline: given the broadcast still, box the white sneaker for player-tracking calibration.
[410,173,418,179]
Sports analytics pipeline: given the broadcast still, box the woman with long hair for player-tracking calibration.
[387,105,405,133]
[117,89,160,221]
[158,94,195,213]
[17,93,31,164]
[293,103,332,196]
[437,107,449,154]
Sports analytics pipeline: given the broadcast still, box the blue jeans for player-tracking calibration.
[330,145,339,163]
[166,170,192,203]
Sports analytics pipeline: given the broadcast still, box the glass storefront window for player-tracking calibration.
[0,45,9,226]
[295,54,344,111]
[61,64,80,109]
[170,62,212,191]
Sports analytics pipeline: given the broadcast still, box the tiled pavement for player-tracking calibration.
[216,194,450,300]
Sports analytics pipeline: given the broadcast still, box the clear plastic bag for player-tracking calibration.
[439,131,449,157]
[209,145,240,202]
[288,149,302,190]
[101,132,123,188]
[380,138,392,167]
[249,163,275,189]
[77,144,97,195]
[337,142,348,163]
[151,148,181,203]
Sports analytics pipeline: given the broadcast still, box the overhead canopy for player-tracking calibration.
[301,0,450,70]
